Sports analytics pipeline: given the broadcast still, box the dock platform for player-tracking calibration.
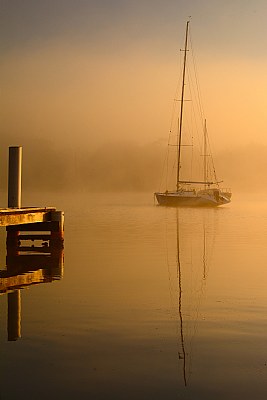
[0,207,57,226]
[0,146,65,341]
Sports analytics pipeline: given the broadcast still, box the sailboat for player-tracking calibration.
[155,21,231,207]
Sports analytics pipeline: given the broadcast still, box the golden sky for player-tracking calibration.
[1,0,267,151]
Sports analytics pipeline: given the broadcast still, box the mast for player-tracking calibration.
[176,20,190,191]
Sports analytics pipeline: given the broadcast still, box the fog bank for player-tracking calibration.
[0,138,265,196]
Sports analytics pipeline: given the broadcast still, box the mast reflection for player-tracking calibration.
[169,209,210,387]
[176,210,187,386]
[1,228,64,341]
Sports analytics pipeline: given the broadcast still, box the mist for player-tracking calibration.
[2,40,267,197]
[0,133,265,196]
[2,41,267,197]
[2,1,267,199]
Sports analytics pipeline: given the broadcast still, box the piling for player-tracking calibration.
[8,146,22,208]
[50,211,64,249]
[7,147,22,340]
[7,146,22,253]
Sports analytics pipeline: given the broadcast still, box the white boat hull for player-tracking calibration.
[155,191,231,207]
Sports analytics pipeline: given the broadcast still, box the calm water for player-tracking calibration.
[1,192,267,399]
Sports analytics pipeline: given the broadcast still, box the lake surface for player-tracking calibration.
[1,191,267,399]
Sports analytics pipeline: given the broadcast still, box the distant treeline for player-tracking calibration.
[0,136,165,192]
[0,135,265,193]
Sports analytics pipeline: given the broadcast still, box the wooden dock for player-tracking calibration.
[0,146,65,341]
[0,207,56,226]
[1,147,65,249]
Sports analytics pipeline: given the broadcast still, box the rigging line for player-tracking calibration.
[165,129,175,190]
[181,89,200,159]
[187,60,204,129]
[176,117,179,184]
[188,27,221,188]
[169,96,179,135]
[164,122,178,191]
[171,154,177,183]
[190,132,194,181]
[179,102,195,181]
[169,50,183,134]
[189,31,221,186]
[158,42,184,191]
[161,48,184,191]
[186,109,202,181]
[158,145,169,191]
[189,30,206,126]
[166,139,170,190]
[206,129,219,185]
[187,64,204,153]
[207,136,218,181]
[202,121,216,183]
[189,31,210,173]
[186,65,202,147]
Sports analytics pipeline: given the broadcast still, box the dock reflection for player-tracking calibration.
[1,229,64,341]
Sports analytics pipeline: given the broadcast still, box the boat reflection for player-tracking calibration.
[167,209,212,387]
[175,210,187,386]
[1,229,64,341]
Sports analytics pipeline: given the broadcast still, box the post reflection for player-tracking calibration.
[7,291,21,341]
[0,228,64,341]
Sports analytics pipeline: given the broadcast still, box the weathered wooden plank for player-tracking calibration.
[18,234,51,240]
[0,207,56,214]
[18,246,51,253]
[0,269,53,294]
[0,207,56,227]
[7,221,59,231]
[5,254,62,269]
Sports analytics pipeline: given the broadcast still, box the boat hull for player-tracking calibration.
[155,192,230,207]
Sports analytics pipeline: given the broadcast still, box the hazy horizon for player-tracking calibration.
[2,1,267,197]
[0,137,265,197]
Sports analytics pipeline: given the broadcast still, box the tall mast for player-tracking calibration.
[176,20,190,191]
